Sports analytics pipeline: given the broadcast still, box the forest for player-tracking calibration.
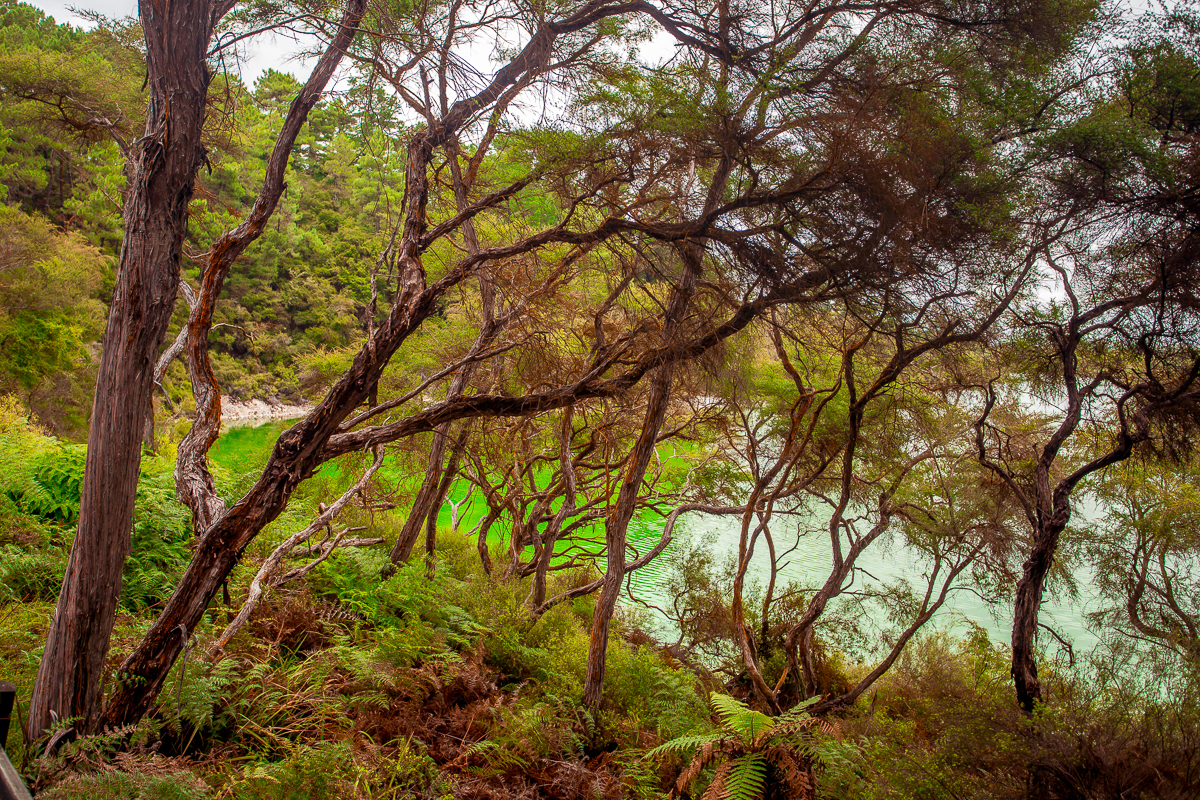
[0,0,1198,796]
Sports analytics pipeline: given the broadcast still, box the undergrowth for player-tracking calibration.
[3,402,1197,799]
[17,522,716,798]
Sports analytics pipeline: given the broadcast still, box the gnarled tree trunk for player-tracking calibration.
[27,0,215,739]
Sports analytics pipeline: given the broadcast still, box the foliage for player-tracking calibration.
[0,398,193,607]
[6,0,1200,796]
[1086,456,1200,667]
[233,741,359,800]
[23,445,85,523]
[0,0,141,247]
[124,464,194,612]
[814,629,1031,800]
[816,627,1200,799]
[38,770,209,800]
[648,692,821,800]
[0,206,107,436]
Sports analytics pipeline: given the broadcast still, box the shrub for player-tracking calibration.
[814,627,1033,800]
[603,643,709,741]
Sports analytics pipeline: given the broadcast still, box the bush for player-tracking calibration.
[815,628,1030,800]
[604,643,709,741]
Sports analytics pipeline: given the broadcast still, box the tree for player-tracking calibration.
[29,0,368,738]
[22,0,1093,733]
[0,0,142,248]
[1090,457,1200,666]
[974,5,1200,712]
[0,205,107,436]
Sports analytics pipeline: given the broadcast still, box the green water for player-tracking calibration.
[212,419,1099,655]
[211,418,571,552]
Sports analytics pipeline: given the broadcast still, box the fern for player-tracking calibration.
[648,693,821,800]
[122,468,192,611]
[0,543,63,601]
[461,738,531,776]
[775,694,820,723]
[167,655,238,740]
[10,444,86,523]
[646,731,725,758]
[710,693,773,744]
[711,752,767,800]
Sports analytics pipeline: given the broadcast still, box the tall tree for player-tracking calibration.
[976,5,1200,712]
[28,0,367,738]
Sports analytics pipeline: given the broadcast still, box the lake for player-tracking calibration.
[212,418,1099,658]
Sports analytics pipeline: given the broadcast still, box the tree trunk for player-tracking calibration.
[529,406,576,609]
[582,249,701,708]
[95,0,370,729]
[391,134,492,565]
[27,0,214,739]
[581,147,733,709]
[582,359,676,709]
[392,428,457,562]
[1011,516,1066,713]
[424,429,465,577]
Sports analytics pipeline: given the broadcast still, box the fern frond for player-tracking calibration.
[764,715,818,746]
[705,753,766,800]
[462,739,529,775]
[700,759,735,800]
[646,731,724,759]
[672,739,726,798]
[763,745,815,799]
[710,693,773,743]
[774,695,820,724]
[462,739,498,757]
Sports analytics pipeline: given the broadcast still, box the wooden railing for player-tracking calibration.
[0,682,32,800]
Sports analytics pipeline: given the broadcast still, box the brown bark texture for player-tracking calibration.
[96,0,368,728]
[28,0,218,739]
[582,232,708,708]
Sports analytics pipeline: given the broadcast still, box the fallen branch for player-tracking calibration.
[209,447,385,655]
[288,536,385,559]
[279,530,380,583]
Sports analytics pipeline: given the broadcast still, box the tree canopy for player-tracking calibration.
[2,0,1200,795]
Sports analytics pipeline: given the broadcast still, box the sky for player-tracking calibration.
[25,0,681,91]
[27,0,316,85]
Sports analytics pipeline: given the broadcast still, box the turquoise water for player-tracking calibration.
[624,509,1098,657]
[214,418,1098,658]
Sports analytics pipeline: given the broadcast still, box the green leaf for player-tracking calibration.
[710,692,774,743]
[714,753,767,800]
[645,731,724,759]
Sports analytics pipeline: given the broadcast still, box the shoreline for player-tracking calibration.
[220,398,313,424]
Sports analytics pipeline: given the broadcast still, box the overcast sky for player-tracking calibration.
[26,0,315,85]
